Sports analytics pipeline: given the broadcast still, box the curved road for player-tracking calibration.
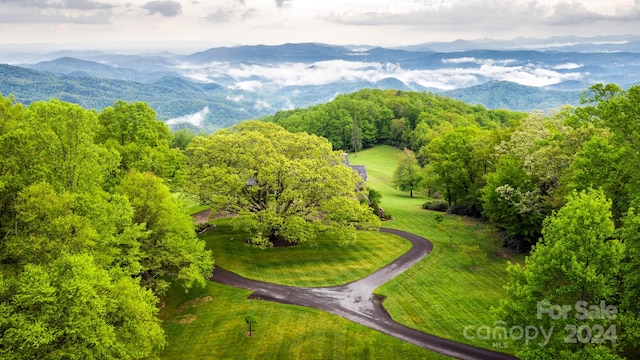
[210,228,517,360]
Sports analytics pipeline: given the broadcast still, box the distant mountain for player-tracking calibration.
[402,35,640,52]
[0,64,259,132]
[24,57,174,82]
[2,37,640,131]
[184,43,353,64]
[443,81,582,112]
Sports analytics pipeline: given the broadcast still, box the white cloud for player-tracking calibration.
[442,57,517,66]
[254,100,271,110]
[226,94,245,102]
[229,80,263,91]
[0,0,638,49]
[142,0,182,17]
[173,57,583,91]
[166,106,210,126]
[553,63,583,70]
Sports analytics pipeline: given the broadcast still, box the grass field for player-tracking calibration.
[173,192,208,215]
[161,145,524,358]
[201,219,412,287]
[160,282,447,359]
[350,145,524,351]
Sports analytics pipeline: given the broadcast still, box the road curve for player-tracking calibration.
[210,228,517,360]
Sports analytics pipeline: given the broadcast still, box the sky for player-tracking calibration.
[1,0,639,51]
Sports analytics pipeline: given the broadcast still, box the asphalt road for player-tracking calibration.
[210,228,518,360]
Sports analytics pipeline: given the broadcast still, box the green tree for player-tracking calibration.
[616,203,640,358]
[184,121,379,247]
[482,156,548,251]
[170,128,197,150]
[244,315,257,336]
[0,254,165,359]
[367,188,383,218]
[97,100,184,186]
[422,125,488,213]
[392,148,423,198]
[116,171,214,295]
[460,245,486,270]
[494,189,624,359]
[436,216,463,247]
[0,96,204,358]
[568,84,640,221]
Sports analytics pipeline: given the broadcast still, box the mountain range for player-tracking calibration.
[1,35,639,132]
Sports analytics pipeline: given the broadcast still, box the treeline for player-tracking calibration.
[265,89,525,152]
[495,85,640,359]
[0,96,213,358]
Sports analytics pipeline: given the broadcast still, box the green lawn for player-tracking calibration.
[201,219,412,287]
[162,144,524,358]
[173,192,208,215]
[351,145,524,352]
[160,282,447,359]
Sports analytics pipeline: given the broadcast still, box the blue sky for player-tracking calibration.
[1,0,639,51]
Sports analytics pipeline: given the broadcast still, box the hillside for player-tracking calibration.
[0,64,260,131]
[443,81,581,111]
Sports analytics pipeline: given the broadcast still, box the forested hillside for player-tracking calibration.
[0,96,214,358]
[265,88,527,151]
[0,64,261,131]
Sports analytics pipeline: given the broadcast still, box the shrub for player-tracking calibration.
[422,199,448,212]
[447,204,482,217]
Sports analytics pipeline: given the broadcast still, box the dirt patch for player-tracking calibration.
[174,296,213,314]
[172,314,198,324]
[192,209,212,225]
[192,209,237,225]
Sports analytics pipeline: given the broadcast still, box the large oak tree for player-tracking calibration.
[184,121,379,247]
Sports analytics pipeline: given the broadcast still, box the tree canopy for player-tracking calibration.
[0,95,213,358]
[494,189,624,359]
[392,148,423,198]
[184,121,380,247]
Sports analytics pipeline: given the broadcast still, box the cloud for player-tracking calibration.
[545,1,606,25]
[442,57,517,66]
[553,63,583,70]
[203,1,256,23]
[228,80,263,92]
[323,1,543,28]
[166,106,210,127]
[226,95,245,102]
[63,0,112,10]
[241,8,257,20]
[322,0,640,30]
[176,58,583,91]
[205,9,232,22]
[142,0,182,17]
[275,0,291,9]
[254,100,271,110]
[0,9,111,23]
[0,0,112,9]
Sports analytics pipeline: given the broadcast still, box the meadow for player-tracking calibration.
[161,145,524,359]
